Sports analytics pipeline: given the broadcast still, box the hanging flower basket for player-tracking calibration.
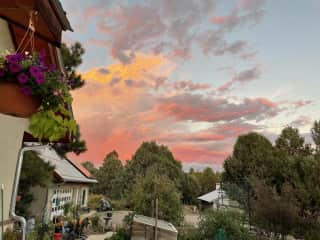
[0,82,40,117]
[0,52,77,142]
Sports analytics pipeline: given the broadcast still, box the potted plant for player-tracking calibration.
[0,51,77,142]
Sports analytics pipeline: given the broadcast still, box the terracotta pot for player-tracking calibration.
[0,83,40,117]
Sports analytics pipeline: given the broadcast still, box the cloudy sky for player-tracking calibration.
[61,0,320,170]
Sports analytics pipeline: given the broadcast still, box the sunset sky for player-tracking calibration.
[61,0,320,171]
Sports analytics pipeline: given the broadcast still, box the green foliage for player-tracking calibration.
[223,123,320,239]
[50,42,87,154]
[94,151,125,198]
[111,199,129,210]
[251,180,300,236]
[88,194,104,210]
[126,142,183,188]
[127,172,183,225]
[198,210,253,240]
[29,107,77,141]
[35,221,54,240]
[275,126,312,157]
[63,202,73,216]
[3,228,19,240]
[82,161,98,176]
[60,42,85,89]
[53,124,87,157]
[178,227,201,240]
[90,214,104,233]
[108,228,130,240]
[17,151,55,217]
[181,172,201,204]
[311,120,320,153]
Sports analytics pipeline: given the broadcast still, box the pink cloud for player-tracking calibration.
[173,80,211,91]
[156,94,280,123]
[171,144,229,164]
[290,115,312,128]
[217,65,261,92]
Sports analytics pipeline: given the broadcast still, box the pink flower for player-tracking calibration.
[35,74,45,84]
[6,53,23,63]
[29,66,42,77]
[9,62,21,73]
[17,73,29,84]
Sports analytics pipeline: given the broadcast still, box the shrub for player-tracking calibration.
[108,228,130,240]
[88,194,104,210]
[198,210,254,240]
[178,227,201,240]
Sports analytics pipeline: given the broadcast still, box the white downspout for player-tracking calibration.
[9,145,49,240]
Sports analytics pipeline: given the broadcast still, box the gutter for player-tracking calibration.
[10,145,48,240]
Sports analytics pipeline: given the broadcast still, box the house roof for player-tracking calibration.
[133,214,178,233]
[197,189,227,203]
[35,147,97,184]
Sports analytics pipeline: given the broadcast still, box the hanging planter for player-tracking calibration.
[0,52,77,142]
[0,82,40,117]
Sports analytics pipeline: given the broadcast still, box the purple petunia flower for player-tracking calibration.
[17,73,29,84]
[9,62,21,73]
[20,86,32,96]
[29,66,42,77]
[6,53,23,63]
[0,68,5,77]
[35,74,45,84]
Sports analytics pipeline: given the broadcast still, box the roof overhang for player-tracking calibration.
[0,0,72,46]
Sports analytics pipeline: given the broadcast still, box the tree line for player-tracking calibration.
[82,141,220,225]
[223,121,320,239]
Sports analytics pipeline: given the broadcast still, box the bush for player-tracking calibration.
[111,199,129,210]
[198,210,254,240]
[108,228,130,240]
[178,227,201,240]
[3,228,19,240]
[89,214,104,233]
[88,194,104,210]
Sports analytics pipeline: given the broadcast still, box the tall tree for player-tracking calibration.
[275,126,311,157]
[181,172,201,204]
[95,151,125,198]
[311,120,320,153]
[127,171,183,225]
[82,161,98,176]
[53,42,86,156]
[60,42,85,89]
[223,132,274,185]
[125,142,183,190]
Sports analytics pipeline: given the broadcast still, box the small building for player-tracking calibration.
[197,183,231,210]
[29,147,97,221]
[131,214,178,240]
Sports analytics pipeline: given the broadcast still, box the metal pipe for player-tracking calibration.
[10,145,49,240]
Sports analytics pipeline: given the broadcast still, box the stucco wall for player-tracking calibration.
[0,18,15,52]
[0,114,28,222]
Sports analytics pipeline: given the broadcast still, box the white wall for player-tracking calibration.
[0,114,28,223]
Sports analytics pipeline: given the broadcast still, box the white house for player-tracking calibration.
[197,183,232,210]
[28,147,97,221]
